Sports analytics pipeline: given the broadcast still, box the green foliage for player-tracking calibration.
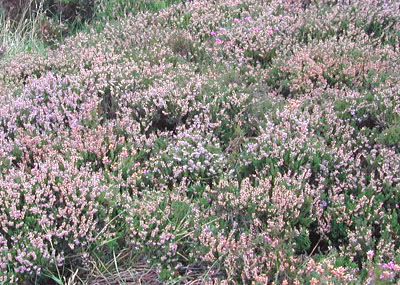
[329,220,348,248]
[95,0,188,23]
[335,256,358,269]
[378,124,400,148]
[294,229,311,254]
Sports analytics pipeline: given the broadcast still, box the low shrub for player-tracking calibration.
[1,0,400,283]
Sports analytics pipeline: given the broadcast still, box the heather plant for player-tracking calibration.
[1,0,400,283]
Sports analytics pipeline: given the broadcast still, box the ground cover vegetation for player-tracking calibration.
[1,0,400,283]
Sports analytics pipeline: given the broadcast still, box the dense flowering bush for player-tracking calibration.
[1,0,400,283]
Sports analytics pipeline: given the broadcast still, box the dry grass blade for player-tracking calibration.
[0,0,46,57]
[86,263,162,285]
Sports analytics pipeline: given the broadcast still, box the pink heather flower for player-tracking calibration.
[380,271,393,280]
[233,18,240,23]
[385,262,395,270]
[215,38,223,45]
[267,29,274,35]
[366,250,374,260]
[102,156,110,165]
[170,243,178,252]
[244,16,251,21]
[320,200,328,208]
[395,265,400,272]
[253,27,260,32]
[210,31,217,36]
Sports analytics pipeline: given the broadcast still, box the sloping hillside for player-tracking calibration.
[1,0,400,283]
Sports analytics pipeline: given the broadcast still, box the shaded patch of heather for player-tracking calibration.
[1,0,400,283]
